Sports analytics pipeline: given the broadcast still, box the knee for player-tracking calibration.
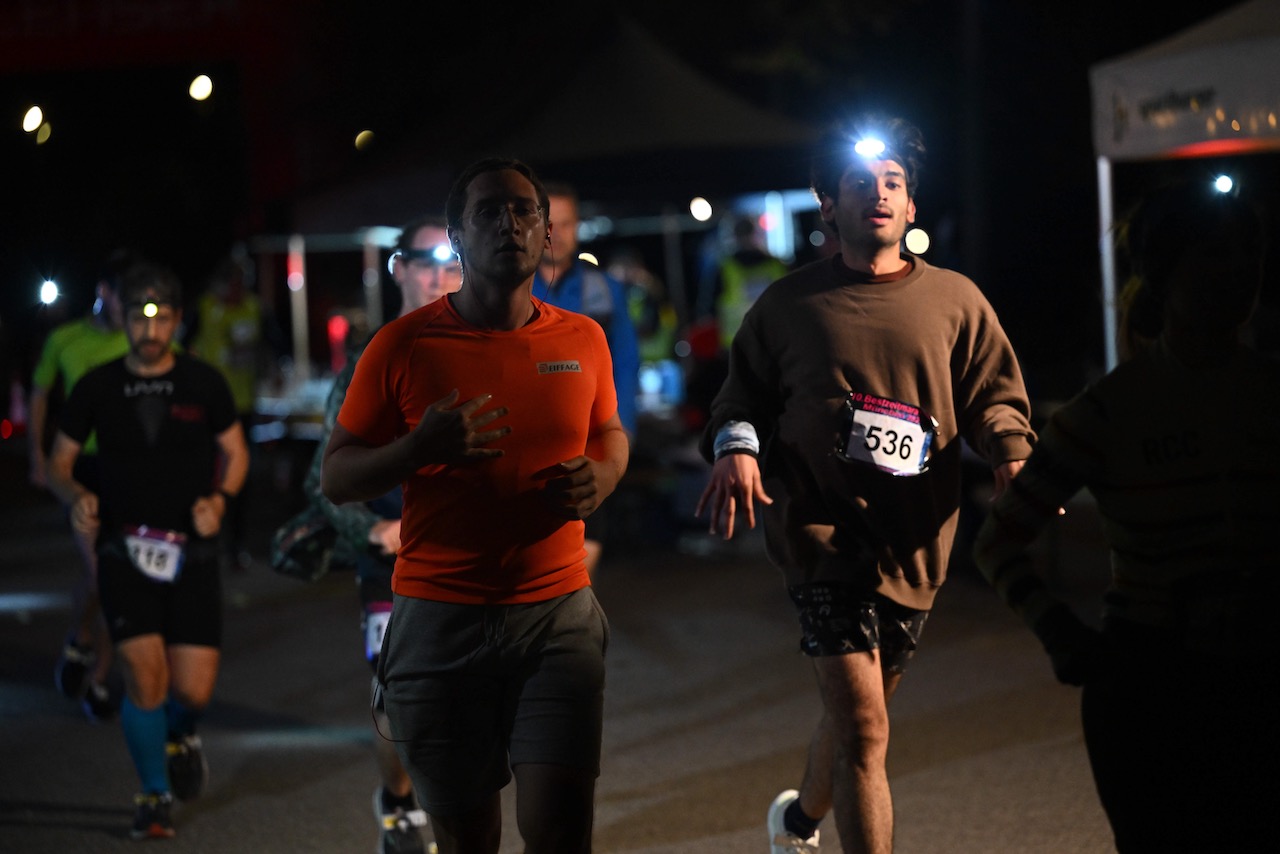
[124,668,169,709]
[432,797,503,852]
[515,765,595,854]
[832,706,891,762]
[169,683,214,711]
[519,812,592,854]
[128,681,169,710]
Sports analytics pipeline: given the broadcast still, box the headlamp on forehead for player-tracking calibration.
[388,244,456,274]
[853,137,887,158]
[123,289,173,316]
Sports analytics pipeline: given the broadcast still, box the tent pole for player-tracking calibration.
[1096,156,1118,372]
[286,234,311,383]
[661,205,688,329]
[361,232,383,331]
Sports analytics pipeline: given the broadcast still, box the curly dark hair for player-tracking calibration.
[120,260,182,310]
[809,114,926,203]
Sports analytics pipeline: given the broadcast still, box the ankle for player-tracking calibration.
[380,786,416,811]
[785,798,822,838]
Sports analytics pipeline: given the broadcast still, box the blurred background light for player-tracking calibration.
[639,365,662,394]
[327,313,349,351]
[354,130,374,150]
[188,74,213,101]
[1213,174,1234,193]
[577,216,613,242]
[35,122,52,144]
[905,227,930,254]
[0,591,68,613]
[39,280,58,304]
[22,105,43,132]
[689,197,712,221]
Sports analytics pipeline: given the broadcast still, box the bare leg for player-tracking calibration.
[798,711,835,821]
[513,762,595,854]
[117,634,171,709]
[70,528,114,687]
[429,794,501,854]
[797,651,900,854]
[165,644,221,712]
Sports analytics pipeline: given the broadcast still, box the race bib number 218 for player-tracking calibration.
[123,525,187,583]
[836,392,936,477]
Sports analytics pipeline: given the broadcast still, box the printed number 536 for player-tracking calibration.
[864,425,914,460]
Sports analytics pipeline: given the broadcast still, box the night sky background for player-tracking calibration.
[1,0,1273,412]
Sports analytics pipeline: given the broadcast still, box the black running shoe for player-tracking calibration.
[54,638,94,700]
[130,792,175,840]
[81,681,118,723]
[166,735,209,802]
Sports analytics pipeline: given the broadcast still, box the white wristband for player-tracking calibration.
[713,420,759,459]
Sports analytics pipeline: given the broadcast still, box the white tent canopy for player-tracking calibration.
[1089,0,1280,368]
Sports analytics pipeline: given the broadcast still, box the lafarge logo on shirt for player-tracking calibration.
[537,361,582,374]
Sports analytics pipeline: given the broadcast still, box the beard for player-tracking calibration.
[131,339,169,366]
[848,226,906,255]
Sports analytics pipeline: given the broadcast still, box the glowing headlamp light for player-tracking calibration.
[853,137,887,158]
[388,244,457,274]
[124,294,168,316]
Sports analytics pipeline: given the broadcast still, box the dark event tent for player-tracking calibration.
[1089,0,1280,368]
[290,16,819,234]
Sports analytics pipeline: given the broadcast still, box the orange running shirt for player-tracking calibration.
[337,297,617,604]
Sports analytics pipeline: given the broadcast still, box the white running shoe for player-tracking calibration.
[767,789,819,853]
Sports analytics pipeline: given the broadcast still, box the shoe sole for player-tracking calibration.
[130,825,176,840]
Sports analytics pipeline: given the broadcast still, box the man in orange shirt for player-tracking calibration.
[321,157,628,854]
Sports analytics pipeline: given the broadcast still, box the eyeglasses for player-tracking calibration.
[468,201,544,225]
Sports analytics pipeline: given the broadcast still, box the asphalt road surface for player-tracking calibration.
[0,438,1116,853]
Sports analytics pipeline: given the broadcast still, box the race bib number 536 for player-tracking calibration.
[836,392,936,476]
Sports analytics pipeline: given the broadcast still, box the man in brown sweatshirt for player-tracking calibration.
[697,115,1034,854]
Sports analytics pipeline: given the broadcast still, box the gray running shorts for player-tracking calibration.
[378,586,608,816]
